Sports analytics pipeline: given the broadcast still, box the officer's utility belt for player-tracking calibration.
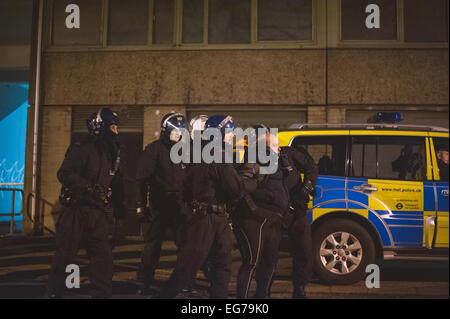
[59,184,112,211]
[191,200,229,218]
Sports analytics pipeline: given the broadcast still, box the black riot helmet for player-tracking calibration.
[87,107,120,136]
[160,113,186,134]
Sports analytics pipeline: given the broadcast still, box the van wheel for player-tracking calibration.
[312,218,376,285]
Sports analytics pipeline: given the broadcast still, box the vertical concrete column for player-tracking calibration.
[143,106,187,148]
[22,105,36,235]
[327,107,346,124]
[307,106,327,124]
[39,106,72,233]
[307,106,328,161]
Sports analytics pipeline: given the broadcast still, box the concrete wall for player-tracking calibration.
[41,50,326,106]
[328,49,449,105]
[39,49,449,107]
[0,45,30,68]
[38,106,71,232]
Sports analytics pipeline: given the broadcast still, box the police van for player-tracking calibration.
[278,113,449,285]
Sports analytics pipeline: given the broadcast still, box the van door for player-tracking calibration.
[290,135,348,221]
[349,134,429,247]
[430,136,449,248]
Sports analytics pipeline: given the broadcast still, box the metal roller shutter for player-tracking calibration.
[72,106,144,133]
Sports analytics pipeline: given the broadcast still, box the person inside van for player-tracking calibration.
[436,145,449,182]
[392,145,422,180]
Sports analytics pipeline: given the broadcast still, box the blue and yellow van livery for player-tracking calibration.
[278,124,449,284]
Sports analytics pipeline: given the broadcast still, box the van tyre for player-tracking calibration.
[312,218,376,285]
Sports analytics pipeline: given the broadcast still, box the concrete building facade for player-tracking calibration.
[23,0,449,234]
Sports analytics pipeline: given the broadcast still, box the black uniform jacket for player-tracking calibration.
[135,137,186,209]
[57,137,125,217]
[183,161,257,207]
[281,146,319,208]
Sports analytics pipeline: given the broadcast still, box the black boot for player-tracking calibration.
[293,286,308,299]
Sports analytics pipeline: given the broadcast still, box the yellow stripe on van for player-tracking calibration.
[277,131,349,146]
[277,132,297,147]
[426,138,433,180]
[429,132,449,138]
[436,211,449,248]
[429,140,440,181]
[290,131,349,136]
[423,211,436,248]
[312,208,368,221]
[350,130,428,137]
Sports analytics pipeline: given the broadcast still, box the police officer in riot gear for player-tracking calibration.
[135,112,187,293]
[233,124,288,299]
[47,108,125,299]
[189,114,209,140]
[157,115,258,299]
[281,144,319,299]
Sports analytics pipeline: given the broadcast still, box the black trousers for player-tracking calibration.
[140,209,180,284]
[47,205,113,298]
[159,213,232,299]
[288,210,313,292]
[234,208,282,299]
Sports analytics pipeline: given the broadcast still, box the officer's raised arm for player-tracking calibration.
[289,146,319,187]
[214,163,258,200]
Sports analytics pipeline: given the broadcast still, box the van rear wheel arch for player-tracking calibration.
[310,212,383,285]
[311,211,383,261]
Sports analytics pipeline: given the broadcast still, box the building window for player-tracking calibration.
[108,0,149,46]
[341,0,397,41]
[153,0,175,44]
[51,0,102,46]
[182,0,204,44]
[404,0,448,42]
[257,0,312,41]
[208,0,251,44]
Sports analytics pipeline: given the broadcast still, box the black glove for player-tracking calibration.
[239,162,260,179]
[299,180,314,204]
[279,149,293,172]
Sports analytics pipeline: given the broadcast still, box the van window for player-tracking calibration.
[434,137,449,182]
[291,136,347,177]
[351,136,427,181]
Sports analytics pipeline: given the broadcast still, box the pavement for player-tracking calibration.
[0,236,448,299]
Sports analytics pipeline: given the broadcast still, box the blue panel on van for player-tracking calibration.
[368,211,392,246]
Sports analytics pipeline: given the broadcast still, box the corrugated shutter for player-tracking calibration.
[72,106,144,133]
